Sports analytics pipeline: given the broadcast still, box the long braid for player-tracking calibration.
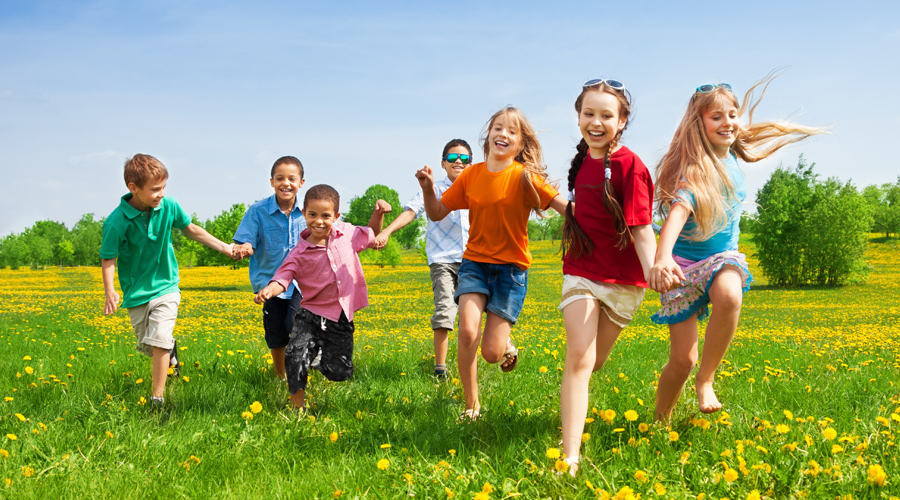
[600,148,632,250]
[560,139,594,259]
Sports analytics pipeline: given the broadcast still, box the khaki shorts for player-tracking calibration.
[429,262,460,331]
[559,275,644,328]
[127,292,180,356]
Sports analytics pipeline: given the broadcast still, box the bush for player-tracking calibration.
[753,155,872,286]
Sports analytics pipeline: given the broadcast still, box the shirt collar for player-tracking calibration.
[119,193,159,220]
[266,194,303,216]
[297,221,346,248]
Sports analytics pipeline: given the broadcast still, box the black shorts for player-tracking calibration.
[284,307,354,394]
[262,293,302,349]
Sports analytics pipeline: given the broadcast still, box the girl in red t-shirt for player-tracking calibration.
[558,79,673,475]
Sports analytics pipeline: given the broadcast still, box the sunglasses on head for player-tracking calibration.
[444,153,471,164]
[583,78,626,91]
[695,83,733,94]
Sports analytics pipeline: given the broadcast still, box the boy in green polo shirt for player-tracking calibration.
[100,154,238,408]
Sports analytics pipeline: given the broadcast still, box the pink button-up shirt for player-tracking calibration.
[271,221,375,322]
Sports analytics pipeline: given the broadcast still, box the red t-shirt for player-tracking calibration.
[562,146,653,287]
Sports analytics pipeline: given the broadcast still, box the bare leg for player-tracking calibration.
[290,389,306,409]
[271,347,286,379]
[560,300,623,470]
[654,315,699,422]
[695,266,743,413]
[433,328,450,367]
[457,293,487,412]
[151,346,171,399]
[479,312,513,364]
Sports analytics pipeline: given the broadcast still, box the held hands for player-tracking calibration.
[648,256,686,293]
[234,242,254,260]
[415,165,434,190]
[222,242,242,260]
[103,290,120,315]
[374,230,391,250]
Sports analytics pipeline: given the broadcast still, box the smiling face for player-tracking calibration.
[127,176,167,211]
[578,90,627,158]
[486,113,521,161]
[302,198,339,244]
[270,163,305,207]
[441,145,471,181]
[701,100,740,158]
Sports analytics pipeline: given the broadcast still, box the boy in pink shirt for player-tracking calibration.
[255,184,391,411]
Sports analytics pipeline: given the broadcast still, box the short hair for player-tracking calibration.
[304,184,340,212]
[441,139,473,161]
[271,156,304,178]
[124,154,168,188]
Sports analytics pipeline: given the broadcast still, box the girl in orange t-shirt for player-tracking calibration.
[416,106,567,420]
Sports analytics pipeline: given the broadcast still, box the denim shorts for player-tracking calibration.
[454,258,528,324]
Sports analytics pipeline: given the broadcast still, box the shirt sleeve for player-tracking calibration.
[438,169,468,211]
[270,247,300,290]
[169,198,192,230]
[232,206,259,246]
[623,157,654,226]
[352,225,376,253]
[98,216,122,259]
[403,192,426,217]
[530,172,560,210]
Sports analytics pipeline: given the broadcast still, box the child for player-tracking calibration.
[254,184,391,411]
[649,76,823,421]
[558,79,667,474]
[375,139,472,379]
[416,107,567,420]
[233,156,306,380]
[100,154,238,407]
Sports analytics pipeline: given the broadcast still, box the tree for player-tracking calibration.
[863,178,900,238]
[753,155,872,286]
[71,214,103,266]
[0,234,29,269]
[174,214,204,268]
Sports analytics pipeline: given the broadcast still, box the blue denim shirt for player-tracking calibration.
[233,194,306,297]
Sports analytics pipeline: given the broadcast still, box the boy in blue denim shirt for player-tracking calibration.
[233,156,306,380]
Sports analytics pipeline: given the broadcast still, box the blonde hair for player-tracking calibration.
[480,106,553,215]
[655,73,824,240]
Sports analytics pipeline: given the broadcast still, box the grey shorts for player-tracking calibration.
[429,262,460,331]
[127,292,180,356]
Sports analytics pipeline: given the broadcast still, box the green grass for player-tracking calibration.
[0,238,898,499]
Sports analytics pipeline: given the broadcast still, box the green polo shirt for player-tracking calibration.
[100,194,192,308]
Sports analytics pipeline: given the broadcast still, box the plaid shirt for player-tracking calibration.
[405,177,469,265]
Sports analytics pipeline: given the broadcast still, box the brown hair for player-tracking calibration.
[124,154,168,188]
[561,82,633,258]
[303,184,340,212]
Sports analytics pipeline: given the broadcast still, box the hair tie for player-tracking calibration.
[604,167,611,180]
[567,190,575,202]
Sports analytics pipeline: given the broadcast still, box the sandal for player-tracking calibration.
[500,341,519,372]
[434,364,448,380]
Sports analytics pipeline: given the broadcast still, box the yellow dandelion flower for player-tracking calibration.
[554,460,569,473]
[892,413,900,423]
[831,445,844,454]
[329,432,338,443]
[376,458,389,470]
[444,487,454,498]
[22,356,31,361]
[638,423,649,433]
[182,376,190,382]
[380,443,392,449]
[624,410,638,421]
[776,424,790,434]
[105,431,114,438]
[5,434,16,441]
[241,411,253,420]
[250,401,263,414]
[582,433,591,443]
[614,486,635,500]
[604,409,616,422]
[585,417,595,424]
[24,367,34,375]
[539,366,548,373]
[867,464,886,486]
[784,410,793,420]
[679,451,690,464]
[546,447,561,459]
[474,493,489,500]
[634,470,648,483]
[481,482,494,494]
[0,449,8,458]
[747,490,761,500]
[653,482,666,495]
[333,490,343,498]
[22,466,33,478]
[14,414,25,422]
[724,468,739,483]
[823,427,837,440]
[3,397,12,402]
[448,449,456,455]
[669,431,679,442]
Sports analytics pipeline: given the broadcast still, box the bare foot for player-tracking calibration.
[696,382,722,413]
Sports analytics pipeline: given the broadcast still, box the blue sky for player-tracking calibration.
[1,0,898,237]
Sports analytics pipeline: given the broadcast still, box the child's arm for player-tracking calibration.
[182,223,238,259]
[415,166,452,221]
[101,258,120,315]
[254,282,286,304]
[367,199,392,236]
[375,208,416,249]
[648,203,690,292]
[631,224,657,283]
[548,194,569,216]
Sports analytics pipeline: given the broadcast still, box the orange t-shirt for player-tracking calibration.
[439,161,559,270]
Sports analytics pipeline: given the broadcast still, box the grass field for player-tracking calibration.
[1,237,898,499]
